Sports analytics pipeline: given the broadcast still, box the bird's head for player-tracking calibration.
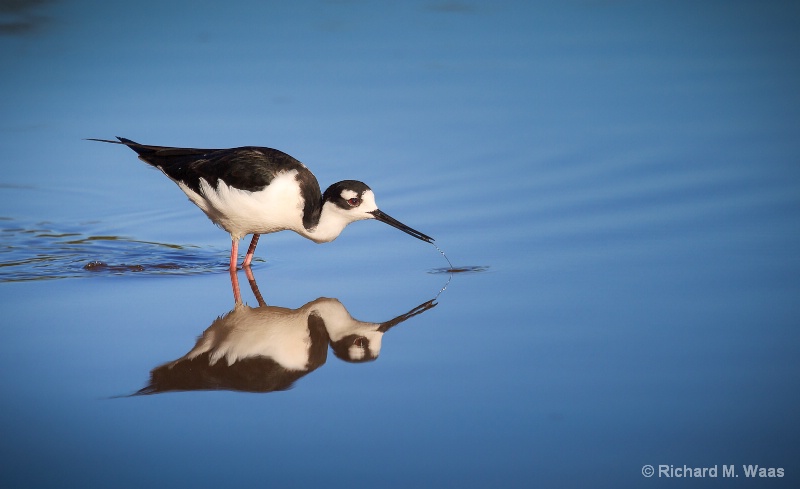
[321,180,433,243]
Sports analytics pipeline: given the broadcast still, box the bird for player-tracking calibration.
[133,292,436,395]
[90,137,433,270]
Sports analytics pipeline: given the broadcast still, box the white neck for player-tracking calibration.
[299,201,359,243]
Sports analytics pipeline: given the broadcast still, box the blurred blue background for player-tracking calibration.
[1,1,799,487]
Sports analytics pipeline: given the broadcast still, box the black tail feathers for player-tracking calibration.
[87,137,156,157]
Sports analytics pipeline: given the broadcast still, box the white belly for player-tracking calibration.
[173,169,305,240]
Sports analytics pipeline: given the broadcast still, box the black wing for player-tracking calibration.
[95,137,307,193]
[91,137,324,229]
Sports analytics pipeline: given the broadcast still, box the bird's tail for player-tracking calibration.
[86,136,157,158]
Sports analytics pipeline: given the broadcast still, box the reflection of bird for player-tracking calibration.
[134,296,436,395]
[90,137,433,269]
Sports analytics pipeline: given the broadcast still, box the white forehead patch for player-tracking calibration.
[360,190,377,209]
[341,189,359,200]
[348,344,366,360]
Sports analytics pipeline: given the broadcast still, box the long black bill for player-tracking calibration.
[369,209,434,243]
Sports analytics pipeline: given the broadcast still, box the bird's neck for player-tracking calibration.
[300,202,352,243]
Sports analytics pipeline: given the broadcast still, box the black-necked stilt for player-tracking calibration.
[134,287,436,395]
[90,137,433,270]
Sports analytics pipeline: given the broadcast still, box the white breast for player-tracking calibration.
[181,305,316,371]
[173,169,305,240]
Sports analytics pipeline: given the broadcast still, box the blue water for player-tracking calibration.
[2,1,799,487]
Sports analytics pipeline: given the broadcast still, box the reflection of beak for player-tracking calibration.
[369,209,434,243]
[379,299,438,332]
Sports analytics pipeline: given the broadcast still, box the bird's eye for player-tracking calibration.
[347,198,361,207]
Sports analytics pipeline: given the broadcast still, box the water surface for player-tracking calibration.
[1,1,799,487]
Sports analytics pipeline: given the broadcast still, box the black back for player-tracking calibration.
[106,137,324,230]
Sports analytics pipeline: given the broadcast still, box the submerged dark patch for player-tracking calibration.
[0,220,227,282]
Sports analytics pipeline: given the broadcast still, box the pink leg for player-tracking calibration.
[229,267,242,304]
[245,266,266,307]
[229,237,239,271]
[242,234,260,268]
[229,237,242,303]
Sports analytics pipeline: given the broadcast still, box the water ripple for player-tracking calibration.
[0,220,227,282]
[428,265,489,274]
